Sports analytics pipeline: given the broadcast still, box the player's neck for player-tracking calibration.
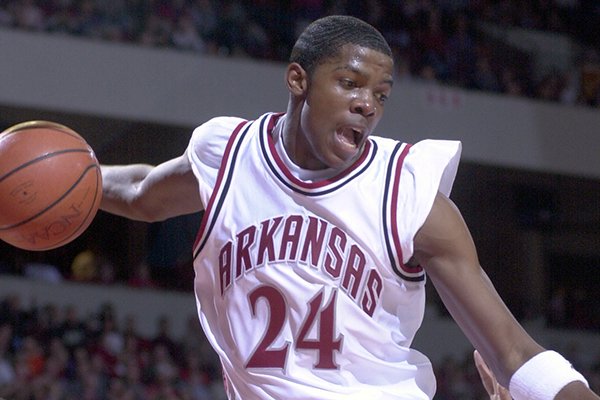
[272,115,338,181]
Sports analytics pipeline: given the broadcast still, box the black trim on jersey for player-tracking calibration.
[259,117,379,196]
[382,143,425,282]
[193,120,254,260]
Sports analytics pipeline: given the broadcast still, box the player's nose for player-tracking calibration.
[350,91,376,117]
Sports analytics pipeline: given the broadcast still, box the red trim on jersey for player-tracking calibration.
[266,126,372,189]
[390,144,424,275]
[267,112,284,132]
[193,120,249,251]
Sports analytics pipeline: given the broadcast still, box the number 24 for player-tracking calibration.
[245,285,343,370]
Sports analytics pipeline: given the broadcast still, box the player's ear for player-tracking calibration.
[286,62,308,96]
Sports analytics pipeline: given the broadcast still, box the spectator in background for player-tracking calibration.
[179,351,213,400]
[70,249,117,285]
[535,69,566,102]
[128,262,157,289]
[171,13,206,53]
[12,0,44,31]
[416,6,449,81]
[59,305,88,354]
[188,0,218,40]
[35,303,63,343]
[94,0,135,42]
[30,337,70,398]
[446,12,476,87]
[20,336,46,382]
[71,249,98,283]
[146,343,179,397]
[499,66,526,97]
[23,260,63,283]
[94,313,124,377]
[0,350,29,399]
[244,0,295,61]
[0,324,15,387]
[474,53,503,92]
[580,48,600,106]
[71,0,103,37]
[178,315,220,385]
[0,0,11,26]
[208,0,247,56]
[139,13,173,47]
[151,315,178,361]
[96,257,117,285]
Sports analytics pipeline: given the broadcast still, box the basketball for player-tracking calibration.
[0,121,102,251]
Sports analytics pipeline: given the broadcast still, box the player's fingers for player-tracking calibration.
[497,384,512,400]
[474,350,497,395]
[474,350,513,400]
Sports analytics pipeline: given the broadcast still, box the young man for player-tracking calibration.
[101,15,598,399]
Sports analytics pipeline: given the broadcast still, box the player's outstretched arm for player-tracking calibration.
[413,192,599,400]
[101,153,202,222]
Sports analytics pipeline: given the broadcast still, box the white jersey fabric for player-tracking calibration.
[187,112,461,399]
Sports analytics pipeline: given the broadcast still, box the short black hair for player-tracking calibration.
[290,15,392,76]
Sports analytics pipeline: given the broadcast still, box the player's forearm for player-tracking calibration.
[556,382,600,399]
[100,164,155,221]
[100,158,203,222]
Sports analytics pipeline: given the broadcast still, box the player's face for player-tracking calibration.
[296,44,394,170]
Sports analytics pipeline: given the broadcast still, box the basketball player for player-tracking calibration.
[100,15,598,400]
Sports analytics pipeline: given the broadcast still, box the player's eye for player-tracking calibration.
[340,79,356,89]
[376,93,389,104]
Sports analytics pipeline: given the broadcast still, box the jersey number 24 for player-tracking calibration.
[245,284,343,370]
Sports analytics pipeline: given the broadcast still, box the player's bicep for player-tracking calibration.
[135,154,203,221]
[412,192,479,269]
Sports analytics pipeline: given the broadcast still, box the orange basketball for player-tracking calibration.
[0,121,102,251]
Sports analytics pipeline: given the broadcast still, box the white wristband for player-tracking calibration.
[509,350,589,400]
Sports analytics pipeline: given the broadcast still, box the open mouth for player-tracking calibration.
[337,127,363,148]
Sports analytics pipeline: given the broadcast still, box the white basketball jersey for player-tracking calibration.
[187,112,461,399]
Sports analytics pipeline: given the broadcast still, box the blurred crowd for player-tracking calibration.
[0,292,599,400]
[0,293,226,400]
[0,245,194,292]
[1,0,600,107]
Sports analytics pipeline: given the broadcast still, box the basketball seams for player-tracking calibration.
[35,167,102,250]
[0,149,95,183]
[0,164,100,231]
[0,128,92,177]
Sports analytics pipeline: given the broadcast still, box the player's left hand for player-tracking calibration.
[474,350,513,400]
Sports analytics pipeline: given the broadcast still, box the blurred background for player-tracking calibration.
[0,1,599,399]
